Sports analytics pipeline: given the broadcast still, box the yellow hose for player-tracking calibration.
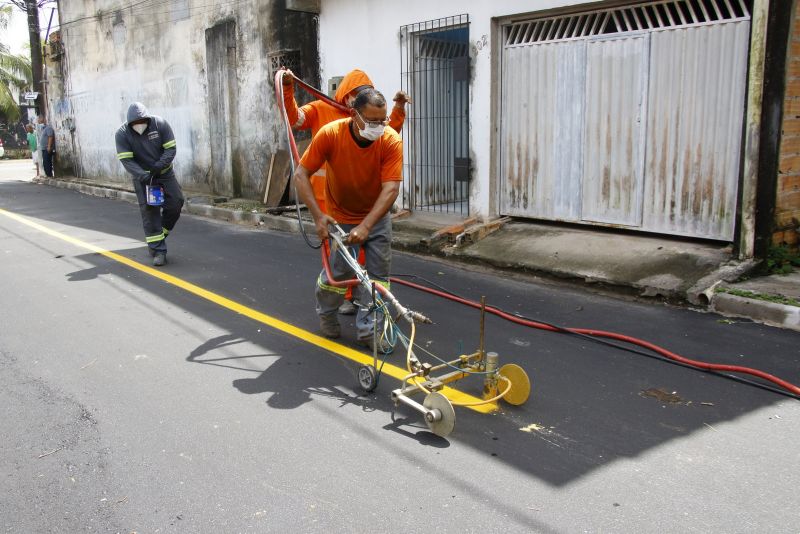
[451,375,512,407]
[406,320,417,373]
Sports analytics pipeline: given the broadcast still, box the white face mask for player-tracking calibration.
[359,123,385,141]
[132,123,147,135]
[355,110,385,141]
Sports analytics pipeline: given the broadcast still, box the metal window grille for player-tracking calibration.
[400,14,470,215]
[269,49,302,82]
[504,0,751,46]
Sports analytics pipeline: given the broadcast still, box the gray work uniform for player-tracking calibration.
[115,102,184,254]
[316,213,392,341]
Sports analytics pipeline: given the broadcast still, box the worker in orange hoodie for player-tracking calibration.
[281,68,409,315]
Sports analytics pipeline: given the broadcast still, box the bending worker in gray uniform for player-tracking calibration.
[115,102,184,267]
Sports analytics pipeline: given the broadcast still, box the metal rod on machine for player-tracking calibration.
[391,391,439,421]
[479,296,486,359]
[396,366,477,398]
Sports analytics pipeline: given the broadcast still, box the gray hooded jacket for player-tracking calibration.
[115,102,176,182]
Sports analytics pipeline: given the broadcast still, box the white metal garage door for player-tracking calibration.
[499,0,751,240]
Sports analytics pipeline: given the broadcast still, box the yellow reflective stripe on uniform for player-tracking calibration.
[162,140,176,149]
[162,227,170,235]
[317,273,347,294]
[145,232,165,243]
[160,163,172,174]
[117,152,134,159]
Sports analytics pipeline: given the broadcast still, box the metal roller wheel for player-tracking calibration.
[498,363,531,405]
[422,392,456,437]
[357,365,378,392]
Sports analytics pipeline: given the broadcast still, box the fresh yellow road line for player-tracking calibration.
[0,207,495,413]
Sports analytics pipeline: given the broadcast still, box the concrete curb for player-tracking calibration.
[40,177,316,236]
[41,177,138,203]
[37,177,718,304]
[39,176,800,332]
[711,292,800,331]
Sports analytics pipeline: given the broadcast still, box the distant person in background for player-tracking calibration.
[37,115,55,177]
[26,124,40,178]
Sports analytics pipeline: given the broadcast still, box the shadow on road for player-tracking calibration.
[3,179,799,489]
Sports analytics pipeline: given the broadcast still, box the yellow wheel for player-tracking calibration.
[498,364,531,405]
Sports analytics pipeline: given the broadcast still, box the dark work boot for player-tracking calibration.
[153,253,167,267]
[319,313,341,339]
[338,300,358,315]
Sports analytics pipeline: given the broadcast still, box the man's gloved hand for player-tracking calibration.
[393,90,411,108]
[139,171,157,184]
[281,68,295,86]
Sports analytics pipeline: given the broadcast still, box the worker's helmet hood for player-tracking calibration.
[127,102,151,124]
[334,69,374,105]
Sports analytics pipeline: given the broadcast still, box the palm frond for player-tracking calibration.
[0,51,32,83]
[0,82,21,123]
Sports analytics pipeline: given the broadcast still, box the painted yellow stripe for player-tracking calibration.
[0,207,495,413]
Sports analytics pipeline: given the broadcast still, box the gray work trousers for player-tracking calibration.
[316,213,392,341]
[132,174,184,254]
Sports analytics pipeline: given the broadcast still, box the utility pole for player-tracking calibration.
[24,0,44,115]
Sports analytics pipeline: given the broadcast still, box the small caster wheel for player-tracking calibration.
[357,365,378,392]
[422,392,456,437]
[498,363,531,405]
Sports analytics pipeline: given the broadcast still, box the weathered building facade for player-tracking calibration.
[45,0,799,258]
[47,0,319,199]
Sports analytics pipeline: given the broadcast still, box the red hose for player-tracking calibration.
[273,68,349,166]
[390,277,800,396]
[320,239,359,288]
[274,69,800,398]
[274,70,302,165]
[321,239,394,301]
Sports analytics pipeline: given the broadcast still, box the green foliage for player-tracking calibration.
[763,245,800,275]
[0,6,33,123]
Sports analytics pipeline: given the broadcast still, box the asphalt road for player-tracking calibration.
[1,160,799,533]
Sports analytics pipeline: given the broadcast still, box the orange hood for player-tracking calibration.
[334,69,374,105]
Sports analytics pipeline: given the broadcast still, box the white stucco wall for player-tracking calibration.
[50,0,286,198]
[318,0,586,218]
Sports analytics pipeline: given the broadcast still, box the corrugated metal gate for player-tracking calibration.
[499,0,751,240]
[401,15,470,215]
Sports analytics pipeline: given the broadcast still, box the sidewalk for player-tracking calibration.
[35,174,800,332]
